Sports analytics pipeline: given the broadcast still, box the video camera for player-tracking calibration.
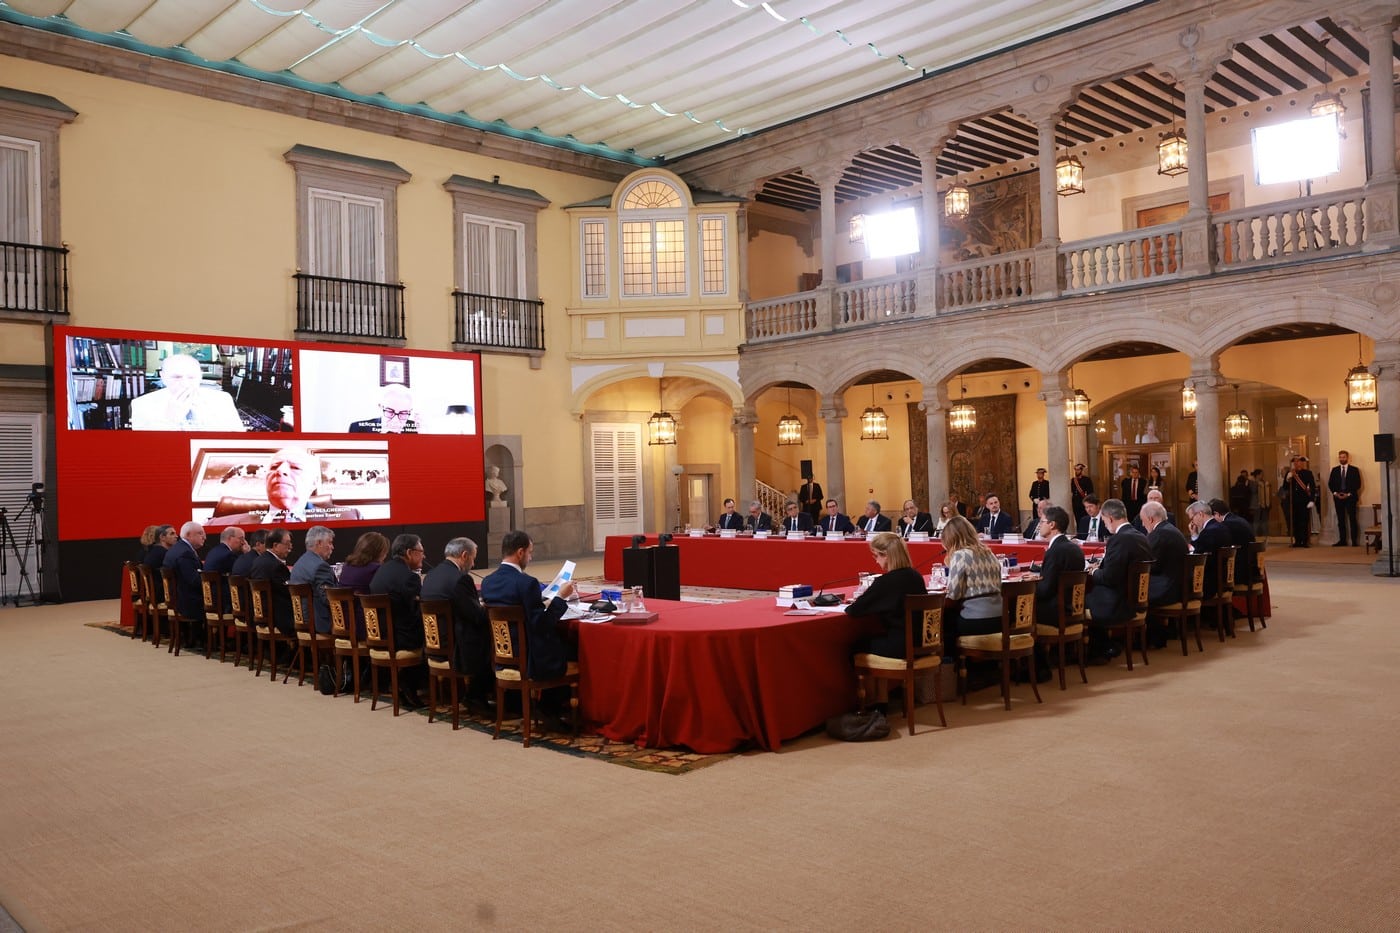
[25,482,44,509]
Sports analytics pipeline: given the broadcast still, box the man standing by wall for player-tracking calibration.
[1328,450,1362,547]
[1288,456,1318,548]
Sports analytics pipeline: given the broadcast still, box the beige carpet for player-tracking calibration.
[2,562,1399,931]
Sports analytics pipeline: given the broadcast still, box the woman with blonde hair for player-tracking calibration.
[845,531,927,658]
[934,500,958,536]
[939,515,1003,637]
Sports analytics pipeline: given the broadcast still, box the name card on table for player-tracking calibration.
[824,531,845,541]
[719,529,738,538]
[908,531,930,542]
[1002,534,1022,544]
[688,529,705,537]
[784,530,807,539]
[754,530,771,539]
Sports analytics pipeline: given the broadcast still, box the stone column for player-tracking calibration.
[1363,13,1400,250]
[1032,112,1064,297]
[1188,364,1226,504]
[917,148,943,315]
[1179,68,1213,275]
[1372,339,1400,575]
[662,441,681,532]
[733,407,757,506]
[1039,373,1072,509]
[921,382,951,509]
[813,166,840,288]
[735,200,751,304]
[820,395,848,508]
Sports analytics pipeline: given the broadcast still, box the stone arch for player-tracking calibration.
[1050,324,1196,372]
[1195,292,1397,357]
[571,363,742,414]
[927,337,1050,385]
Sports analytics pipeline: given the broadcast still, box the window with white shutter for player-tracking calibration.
[590,422,643,549]
[0,413,43,602]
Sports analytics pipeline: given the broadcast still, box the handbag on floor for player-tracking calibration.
[826,709,890,741]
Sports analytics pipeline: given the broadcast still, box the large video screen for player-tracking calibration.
[54,326,485,541]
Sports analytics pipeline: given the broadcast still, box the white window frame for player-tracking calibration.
[0,136,42,244]
[620,215,688,298]
[581,218,609,299]
[698,213,728,296]
[461,212,526,299]
[307,187,386,282]
[283,145,408,283]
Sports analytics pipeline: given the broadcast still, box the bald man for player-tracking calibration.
[349,383,419,434]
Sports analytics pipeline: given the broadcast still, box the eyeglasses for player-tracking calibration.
[408,546,425,554]
[381,407,414,420]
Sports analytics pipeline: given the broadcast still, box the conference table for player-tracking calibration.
[577,595,878,753]
[602,533,1102,591]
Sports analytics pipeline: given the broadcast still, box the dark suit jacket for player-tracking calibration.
[1132,510,1176,534]
[746,512,773,532]
[143,544,169,574]
[975,511,1014,539]
[1086,524,1154,623]
[162,538,204,621]
[479,562,569,680]
[230,549,260,578]
[856,513,892,534]
[203,541,238,605]
[1222,512,1255,548]
[1289,469,1318,508]
[421,560,489,680]
[1120,477,1148,519]
[1192,518,1234,596]
[1077,513,1107,541]
[1034,534,1085,625]
[780,512,815,533]
[798,481,823,516]
[1146,522,1190,604]
[1029,479,1049,505]
[289,550,337,634]
[819,512,856,534]
[369,557,424,651]
[1328,464,1362,498]
[716,511,745,530]
[898,513,934,537]
[249,551,293,634]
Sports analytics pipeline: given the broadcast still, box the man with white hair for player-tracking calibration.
[162,520,208,649]
[205,446,363,527]
[1133,487,1176,531]
[130,353,244,431]
[421,536,493,709]
[349,383,419,434]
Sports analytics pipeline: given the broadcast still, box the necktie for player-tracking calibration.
[790,518,797,531]
[829,517,836,531]
[1090,517,1097,539]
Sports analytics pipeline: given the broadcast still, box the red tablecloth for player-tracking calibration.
[602,535,1103,590]
[578,596,876,753]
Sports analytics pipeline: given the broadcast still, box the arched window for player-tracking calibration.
[620,177,686,296]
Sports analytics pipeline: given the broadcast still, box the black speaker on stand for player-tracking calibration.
[1376,434,1397,578]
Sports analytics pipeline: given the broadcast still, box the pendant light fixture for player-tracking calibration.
[1345,333,1377,411]
[1180,381,1197,419]
[1064,367,1090,426]
[859,383,888,441]
[1056,153,1085,196]
[1157,82,1189,176]
[948,373,976,435]
[1296,399,1319,424]
[647,379,677,446]
[944,182,971,218]
[1310,37,1347,131]
[1223,383,1251,441]
[776,387,804,445]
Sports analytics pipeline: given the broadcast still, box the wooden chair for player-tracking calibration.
[485,604,580,747]
[248,577,295,682]
[123,561,151,641]
[421,598,471,729]
[158,566,193,657]
[1148,553,1207,656]
[138,564,167,648]
[358,593,423,716]
[286,582,334,687]
[853,592,946,734]
[1201,545,1238,641]
[1364,503,1383,555]
[227,574,257,671]
[326,586,365,700]
[1090,560,1153,670]
[1035,569,1088,690]
[198,570,235,661]
[957,579,1041,711]
[1231,541,1268,633]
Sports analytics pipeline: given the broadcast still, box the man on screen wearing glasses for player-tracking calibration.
[349,383,420,434]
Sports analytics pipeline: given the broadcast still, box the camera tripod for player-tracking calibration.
[0,494,44,607]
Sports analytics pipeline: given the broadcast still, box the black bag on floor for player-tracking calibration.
[825,709,890,741]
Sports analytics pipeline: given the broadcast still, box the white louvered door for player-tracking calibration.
[590,422,642,550]
[0,414,43,602]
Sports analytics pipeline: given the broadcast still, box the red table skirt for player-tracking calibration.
[578,596,876,753]
[602,534,1102,590]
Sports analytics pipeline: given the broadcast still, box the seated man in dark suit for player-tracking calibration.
[230,529,266,578]
[289,525,336,634]
[714,498,745,531]
[1132,488,1176,532]
[974,494,1014,539]
[1141,501,1188,606]
[745,500,773,532]
[369,533,429,710]
[420,535,492,708]
[1211,497,1256,549]
[480,530,578,729]
[249,528,295,636]
[1076,495,1106,541]
[818,498,855,535]
[1032,506,1085,679]
[203,526,246,608]
[205,446,363,527]
[855,499,892,534]
[1023,501,1053,540]
[779,500,814,534]
[896,499,934,538]
[163,521,208,649]
[1187,500,1233,597]
[1085,499,1154,661]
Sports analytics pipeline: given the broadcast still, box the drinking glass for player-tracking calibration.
[631,585,646,613]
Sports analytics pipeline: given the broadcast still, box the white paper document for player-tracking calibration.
[542,561,576,602]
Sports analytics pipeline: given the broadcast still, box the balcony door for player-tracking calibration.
[461,215,525,343]
[1,137,43,310]
[308,189,386,335]
[590,423,643,549]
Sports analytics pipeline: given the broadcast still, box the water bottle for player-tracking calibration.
[929,564,946,590]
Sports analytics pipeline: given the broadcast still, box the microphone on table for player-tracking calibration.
[808,573,863,607]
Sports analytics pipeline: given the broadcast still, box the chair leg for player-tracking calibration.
[389,665,401,716]
[428,674,439,724]
[999,657,1011,711]
[932,664,946,728]
[957,658,968,705]
[351,652,363,702]
[169,617,180,656]
[1028,654,1042,704]
[1057,641,1068,691]
[451,676,461,731]
[1180,614,1190,656]
[493,683,504,740]
[569,686,579,739]
[1122,629,1134,671]
[370,665,380,711]
[855,672,868,712]
[1192,613,1204,652]
[1077,635,1088,684]
[520,685,533,748]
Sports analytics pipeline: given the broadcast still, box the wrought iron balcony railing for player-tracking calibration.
[1,240,69,315]
[294,273,405,341]
[453,291,545,352]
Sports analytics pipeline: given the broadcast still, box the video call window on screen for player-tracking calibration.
[297,349,477,435]
[66,338,293,433]
[190,440,390,526]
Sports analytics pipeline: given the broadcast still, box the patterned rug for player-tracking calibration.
[85,620,738,775]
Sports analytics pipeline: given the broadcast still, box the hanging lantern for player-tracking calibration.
[1093,418,1107,436]
[948,373,976,435]
[647,378,676,445]
[1223,383,1250,440]
[1157,129,1189,177]
[944,184,970,218]
[848,214,865,243]
[1065,389,1091,426]
[1345,334,1376,412]
[1180,382,1197,419]
[1296,399,1318,424]
[776,388,803,445]
[1055,155,1084,196]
